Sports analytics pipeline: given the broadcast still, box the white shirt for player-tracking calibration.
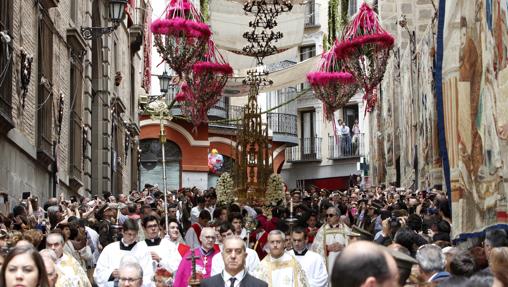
[340,125,350,136]
[136,237,182,272]
[289,249,328,287]
[211,246,260,276]
[93,240,154,287]
[206,205,216,218]
[223,269,246,287]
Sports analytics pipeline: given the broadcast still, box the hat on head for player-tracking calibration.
[104,203,118,212]
[385,247,418,275]
[351,225,374,241]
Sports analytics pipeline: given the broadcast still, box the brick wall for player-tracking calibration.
[0,0,145,204]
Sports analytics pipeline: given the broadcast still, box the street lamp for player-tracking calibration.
[142,73,178,236]
[158,70,172,93]
[81,0,128,41]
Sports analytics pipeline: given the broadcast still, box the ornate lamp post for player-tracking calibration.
[81,0,128,40]
[144,73,177,236]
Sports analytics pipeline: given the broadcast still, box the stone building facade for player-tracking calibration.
[372,0,508,235]
[0,0,150,206]
[369,0,439,189]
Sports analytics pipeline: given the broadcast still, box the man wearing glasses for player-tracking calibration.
[136,215,182,274]
[118,261,143,287]
[173,227,220,287]
[94,219,154,287]
[311,206,351,271]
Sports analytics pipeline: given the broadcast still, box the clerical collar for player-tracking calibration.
[293,248,308,256]
[120,239,137,251]
[200,247,215,257]
[145,237,161,246]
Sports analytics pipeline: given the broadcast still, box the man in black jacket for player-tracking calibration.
[200,237,268,287]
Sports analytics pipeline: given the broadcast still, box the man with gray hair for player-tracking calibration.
[416,244,450,284]
[311,206,351,271]
[173,227,220,286]
[40,249,59,287]
[46,232,92,286]
[252,230,309,287]
[201,237,268,287]
[118,261,144,287]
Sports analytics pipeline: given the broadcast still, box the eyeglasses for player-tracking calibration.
[119,277,141,283]
[326,214,336,217]
[146,224,159,229]
[204,236,216,241]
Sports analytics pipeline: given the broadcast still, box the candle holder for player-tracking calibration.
[285,213,298,234]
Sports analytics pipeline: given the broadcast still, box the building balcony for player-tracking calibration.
[328,134,365,159]
[209,105,244,130]
[266,113,298,146]
[286,137,322,162]
[207,97,228,120]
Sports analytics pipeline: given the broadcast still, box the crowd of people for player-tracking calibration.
[0,183,507,287]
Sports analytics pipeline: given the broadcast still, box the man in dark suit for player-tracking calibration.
[200,236,268,287]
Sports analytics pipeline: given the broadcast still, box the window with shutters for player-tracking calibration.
[37,11,55,165]
[0,0,14,132]
[69,59,83,188]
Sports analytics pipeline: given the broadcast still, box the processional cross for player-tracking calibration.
[187,248,201,287]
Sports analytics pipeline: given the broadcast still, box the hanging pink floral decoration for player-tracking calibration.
[176,40,233,127]
[307,43,359,123]
[150,0,211,77]
[334,2,395,112]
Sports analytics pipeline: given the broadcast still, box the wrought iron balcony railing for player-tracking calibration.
[328,133,365,159]
[286,137,322,162]
[266,113,297,137]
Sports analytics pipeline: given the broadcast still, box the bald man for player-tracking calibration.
[331,241,399,287]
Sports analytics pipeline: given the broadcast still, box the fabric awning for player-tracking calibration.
[223,54,322,97]
[210,0,305,66]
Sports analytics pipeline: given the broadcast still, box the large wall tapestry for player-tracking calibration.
[443,0,508,235]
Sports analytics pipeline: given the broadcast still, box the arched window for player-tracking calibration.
[139,139,181,190]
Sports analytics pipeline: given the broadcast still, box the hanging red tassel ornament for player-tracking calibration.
[178,41,233,127]
[151,0,211,77]
[307,44,359,123]
[334,2,394,112]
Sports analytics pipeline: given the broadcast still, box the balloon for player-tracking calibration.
[208,150,223,173]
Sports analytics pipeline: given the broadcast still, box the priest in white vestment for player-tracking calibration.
[211,222,260,275]
[289,227,328,287]
[94,219,154,287]
[252,230,309,287]
[310,207,351,271]
[136,215,181,273]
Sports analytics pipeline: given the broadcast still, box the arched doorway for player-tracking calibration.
[139,139,181,190]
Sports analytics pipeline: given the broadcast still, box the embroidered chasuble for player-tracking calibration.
[251,252,309,287]
[310,223,351,272]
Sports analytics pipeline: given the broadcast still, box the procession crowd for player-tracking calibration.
[0,183,507,287]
